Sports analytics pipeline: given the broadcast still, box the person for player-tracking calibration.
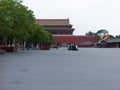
[56,42,60,49]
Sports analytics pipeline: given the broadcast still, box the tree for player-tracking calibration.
[96,29,109,40]
[107,35,114,39]
[26,24,55,49]
[102,35,114,41]
[39,31,54,44]
[0,0,35,46]
[115,35,120,38]
[86,31,96,36]
[0,0,55,50]
[27,24,46,45]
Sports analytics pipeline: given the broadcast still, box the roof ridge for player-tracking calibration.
[36,19,71,25]
[36,19,68,20]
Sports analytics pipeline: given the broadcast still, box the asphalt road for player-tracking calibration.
[0,48,120,90]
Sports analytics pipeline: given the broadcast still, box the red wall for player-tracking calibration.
[54,35,98,44]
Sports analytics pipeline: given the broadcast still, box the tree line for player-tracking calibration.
[86,29,120,41]
[0,0,55,48]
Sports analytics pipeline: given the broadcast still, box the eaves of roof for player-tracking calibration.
[106,38,120,43]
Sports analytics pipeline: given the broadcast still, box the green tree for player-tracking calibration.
[107,35,114,39]
[26,24,55,48]
[0,0,55,49]
[115,35,120,38]
[96,29,109,40]
[40,31,52,44]
[86,31,96,36]
[0,0,35,46]
[30,24,45,44]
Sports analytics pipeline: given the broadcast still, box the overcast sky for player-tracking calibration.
[22,0,120,36]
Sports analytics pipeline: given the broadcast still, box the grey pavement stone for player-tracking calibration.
[0,48,120,90]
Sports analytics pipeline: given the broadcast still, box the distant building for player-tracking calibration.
[36,19,74,35]
[36,19,98,47]
[54,35,97,47]
[106,38,120,48]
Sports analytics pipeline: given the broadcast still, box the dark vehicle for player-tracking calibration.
[67,44,78,51]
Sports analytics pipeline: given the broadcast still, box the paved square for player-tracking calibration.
[0,48,120,90]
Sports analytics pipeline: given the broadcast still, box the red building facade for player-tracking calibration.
[36,19,98,47]
[54,35,97,44]
[36,19,74,35]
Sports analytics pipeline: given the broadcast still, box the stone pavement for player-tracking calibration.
[0,48,120,90]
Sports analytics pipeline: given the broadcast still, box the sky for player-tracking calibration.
[22,0,120,36]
